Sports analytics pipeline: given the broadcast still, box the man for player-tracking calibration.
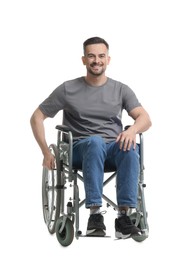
[30,36,152,239]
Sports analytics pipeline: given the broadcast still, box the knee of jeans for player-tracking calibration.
[87,136,106,149]
[120,145,140,161]
[126,146,140,161]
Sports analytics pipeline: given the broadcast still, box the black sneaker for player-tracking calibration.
[86,214,106,236]
[115,215,141,239]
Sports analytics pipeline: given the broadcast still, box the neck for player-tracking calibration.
[85,74,107,87]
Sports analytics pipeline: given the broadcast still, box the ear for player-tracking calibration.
[107,56,111,65]
[82,56,86,65]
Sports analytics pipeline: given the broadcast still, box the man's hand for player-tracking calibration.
[116,127,137,151]
[42,151,55,170]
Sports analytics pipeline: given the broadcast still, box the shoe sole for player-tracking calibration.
[115,231,143,240]
[115,231,131,239]
[86,229,106,237]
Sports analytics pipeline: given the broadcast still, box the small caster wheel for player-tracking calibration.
[55,217,74,247]
[132,216,149,242]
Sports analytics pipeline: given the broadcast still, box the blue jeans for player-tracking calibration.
[73,136,140,208]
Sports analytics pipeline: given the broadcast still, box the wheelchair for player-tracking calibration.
[42,125,149,247]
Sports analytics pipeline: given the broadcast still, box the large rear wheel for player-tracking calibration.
[42,144,61,234]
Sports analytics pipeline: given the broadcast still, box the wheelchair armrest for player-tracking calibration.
[124,125,131,131]
[124,125,142,136]
[55,125,71,132]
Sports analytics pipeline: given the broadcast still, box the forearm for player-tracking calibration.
[128,107,152,134]
[131,113,152,134]
[30,112,50,156]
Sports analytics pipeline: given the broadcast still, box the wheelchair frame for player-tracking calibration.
[42,125,149,246]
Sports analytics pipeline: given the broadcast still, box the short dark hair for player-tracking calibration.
[83,37,109,54]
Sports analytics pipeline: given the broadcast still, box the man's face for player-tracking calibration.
[82,43,110,76]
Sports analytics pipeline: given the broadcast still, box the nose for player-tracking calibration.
[94,55,100,63]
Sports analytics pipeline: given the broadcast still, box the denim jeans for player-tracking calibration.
[72,136,140,208]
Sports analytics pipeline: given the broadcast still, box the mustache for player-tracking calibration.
[90,62,102,67]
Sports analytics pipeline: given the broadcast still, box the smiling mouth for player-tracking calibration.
[88,64,104,75]
[92,65,100,69]
[91,62,102,68]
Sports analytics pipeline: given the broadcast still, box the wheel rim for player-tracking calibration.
[42,144,61,233]
[42,169,56,228]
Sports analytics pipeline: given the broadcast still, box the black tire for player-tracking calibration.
[55,217,74,247]
[42,144,61,234]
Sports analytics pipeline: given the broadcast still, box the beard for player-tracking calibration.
[87,62,105,76]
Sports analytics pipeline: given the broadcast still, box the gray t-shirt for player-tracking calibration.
[39,77,141,142]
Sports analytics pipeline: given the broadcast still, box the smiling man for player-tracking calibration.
[30,36,152,239]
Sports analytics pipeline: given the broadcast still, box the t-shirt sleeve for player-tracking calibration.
[39,83,65,118]
[122,84,142,113]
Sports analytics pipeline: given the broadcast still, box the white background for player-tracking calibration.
[0,0,189,259]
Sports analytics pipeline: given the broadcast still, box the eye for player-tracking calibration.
[87,54,95,58]
[99,54,106,59]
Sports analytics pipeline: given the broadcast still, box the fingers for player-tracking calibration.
[117,132,136,151]
[50,158,56,170]
[116,133,121,143]
[119,139,135,151]
[43,155,55,170]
